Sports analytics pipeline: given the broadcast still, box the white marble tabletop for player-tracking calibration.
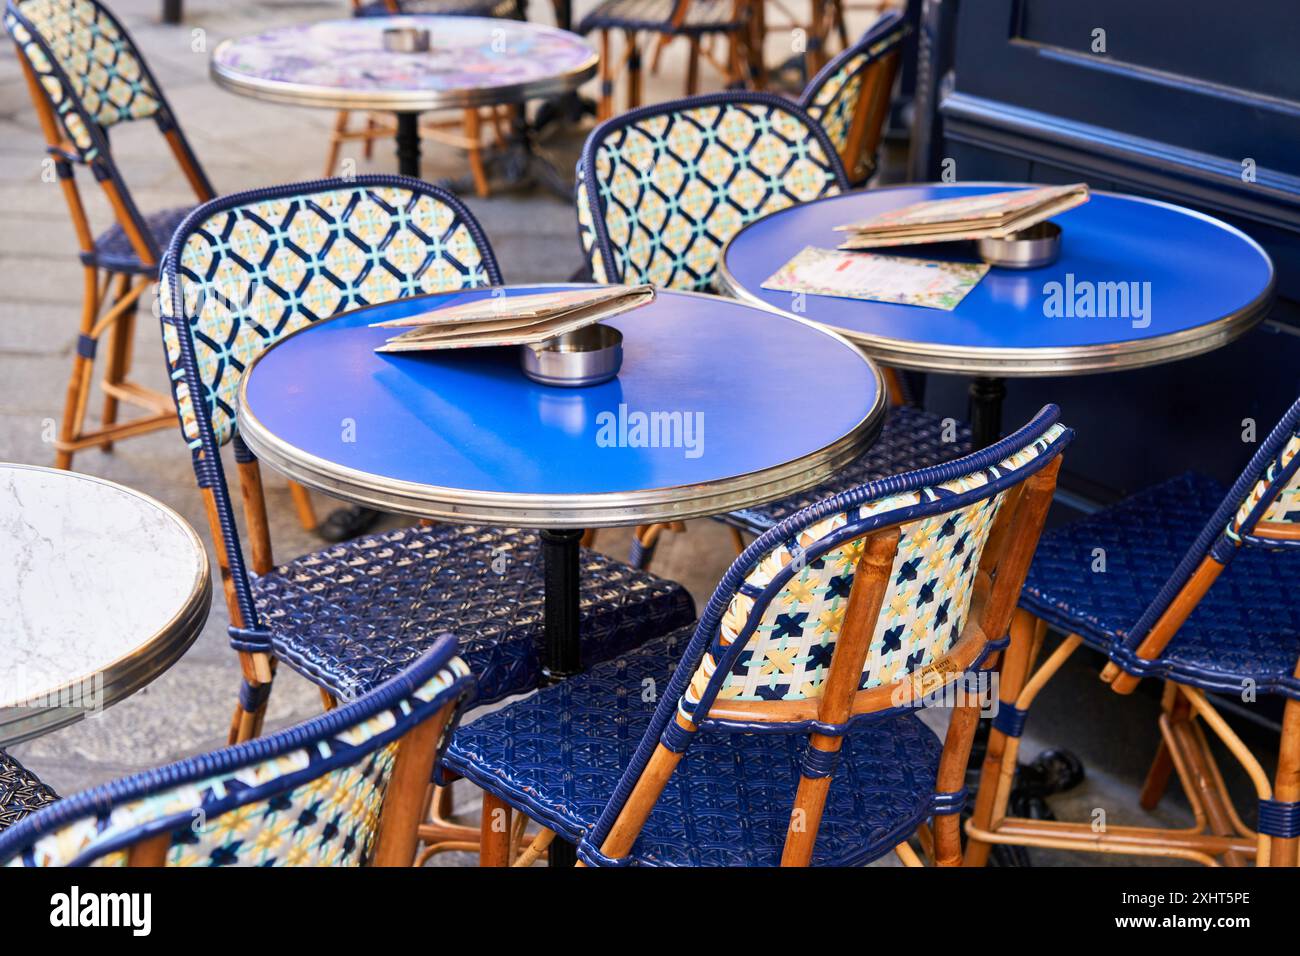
[0,464,211,746]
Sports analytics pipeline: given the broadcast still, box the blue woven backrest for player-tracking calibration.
[799,11,906,176]
[5,0,162,164]
[0,637,474,867]
[160,176,502,451]
[575,91,848,289]
[679,410,1072,720]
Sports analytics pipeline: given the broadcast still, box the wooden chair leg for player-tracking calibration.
[479,791,513,866]
[325,110,350,177]
[364,114,378,161]
[98,273,134,450]
[463,108,491,198]
[288,482,318,531]
[963,609,1041,866]
[597,31,615,121]
[1139,682,1180,810]
[934,701,982,866]
[626,31,643,109]
[686,36,701,94]
[1271,691,1300,866]
[55,267,101,469]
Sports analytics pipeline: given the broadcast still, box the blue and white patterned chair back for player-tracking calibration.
[158,175,502,640]
[798,11,907,185]
[5,0,165,164]
[679,407,1072,723]
[574,406,1072,864]
[1118,394,1300,669]
[0,636,474,866]
[575,91,848,289]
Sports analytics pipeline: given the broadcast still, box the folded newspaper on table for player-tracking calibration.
[373,285,655,353]
[835,183,1089,250]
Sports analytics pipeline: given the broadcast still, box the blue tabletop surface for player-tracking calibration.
[239,285,880,506]
[720,184,1273,372]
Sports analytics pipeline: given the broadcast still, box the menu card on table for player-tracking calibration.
[835,183,1089,250]
[372,285,655,353]
[761,246,989,311]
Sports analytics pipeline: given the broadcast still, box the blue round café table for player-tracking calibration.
[718,183,1275,447]
[237,283,884,682]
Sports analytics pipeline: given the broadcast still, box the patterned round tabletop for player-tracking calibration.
[0,464,212,746]
[236,284,886,527]
[210,16,599,111]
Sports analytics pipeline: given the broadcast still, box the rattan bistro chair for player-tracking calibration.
[0,637,474,866]
[578,0,750,121]
[574,91,972,567]
[158,174,693,750]
[966,395,1300,867]
[798,11,906,187]
[448,408,1072,865]
[4,0,208,471]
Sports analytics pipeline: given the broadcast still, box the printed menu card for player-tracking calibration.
[761,246,989,311]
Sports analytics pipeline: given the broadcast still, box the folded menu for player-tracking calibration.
[761,246,988,311]
[835,183,1089,250]
[373,285,655,353]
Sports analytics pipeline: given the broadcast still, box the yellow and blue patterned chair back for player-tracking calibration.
[575,91,848,290]
[679,409,1072,721]
[160,175,502,451]
[5,0,165,165]
[799,11,907,185]
[0,636,474,867]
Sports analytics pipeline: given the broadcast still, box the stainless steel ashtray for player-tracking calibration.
[382,27,431,53]
[521,324,623,387]
[978,221,1062,269]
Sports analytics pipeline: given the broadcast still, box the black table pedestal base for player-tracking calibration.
[541,527,583,868]
[394,111,422,178]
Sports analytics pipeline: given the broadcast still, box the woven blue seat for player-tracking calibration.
[80,205,194,276]
[445,628,943,866]
[256,524,694,706]
[726,405,970,535]
[452,409,1072,865]
[1022,470,1300,698]
[0,751,57,834]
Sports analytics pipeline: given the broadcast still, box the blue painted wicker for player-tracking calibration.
[1022,396,1300,700]
[4,0,212,273]
[0,637,474,866]
[798,11,906,185]
[445,627,943,865]
[158,175,695,710]
[574,91,848,289]
[445,406,1073,864]
[0,751,58,834]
